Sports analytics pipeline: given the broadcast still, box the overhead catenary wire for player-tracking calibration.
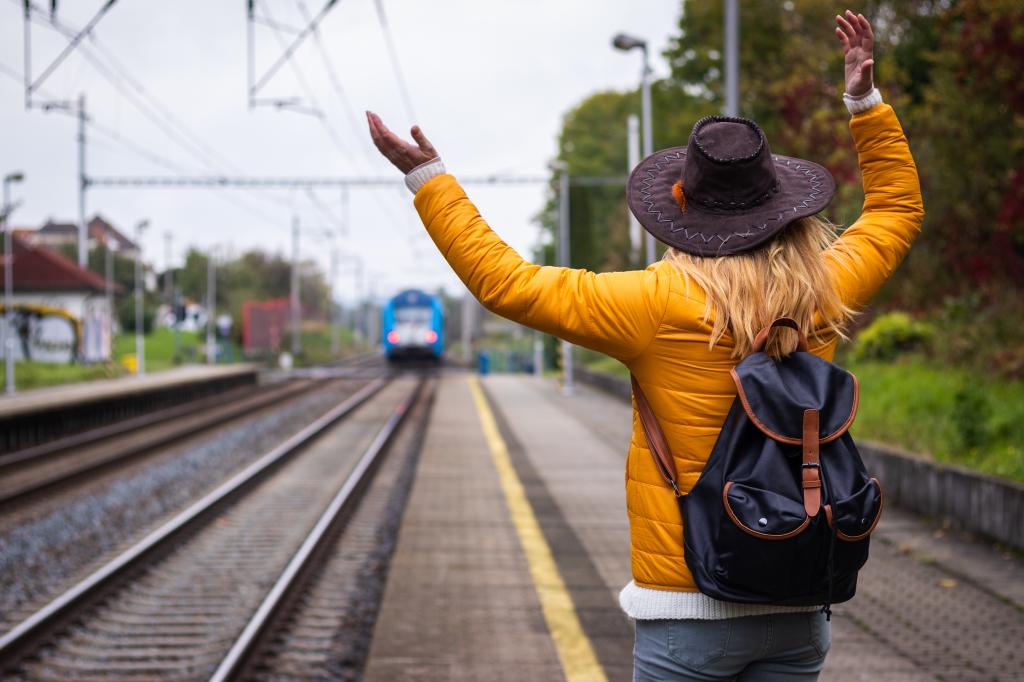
[19,0,236,175]
[257,0,356,160]
[298,0,372,173]
[249,0,340,97]
[264,0,424,243]
[26,0,118,98]
[1,58,286,229]
[13,1,317,221]
[373,0,418,124]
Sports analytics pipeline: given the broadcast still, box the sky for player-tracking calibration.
[0,0,681,304]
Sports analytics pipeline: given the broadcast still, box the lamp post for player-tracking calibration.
[133,220,149,376]
[3,172,25,395]
[613,32,655,265]
[550,160,573,396]
[724,0,740,117]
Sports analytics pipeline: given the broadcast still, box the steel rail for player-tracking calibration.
[209,377,431,681]
[0,378,387,666]
[0,378,332,508]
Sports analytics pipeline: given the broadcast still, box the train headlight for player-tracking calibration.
[424,330,438,344]
[387,331,400,344]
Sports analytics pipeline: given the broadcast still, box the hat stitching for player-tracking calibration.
[638,151,715,243]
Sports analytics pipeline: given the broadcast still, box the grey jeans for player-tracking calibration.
[633,612,831,681]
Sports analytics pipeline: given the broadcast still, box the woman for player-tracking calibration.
[368,10,921,681]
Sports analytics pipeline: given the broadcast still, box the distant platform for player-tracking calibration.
[363,372,1024,681]
[0,364,259,454]
[0,364,258,419]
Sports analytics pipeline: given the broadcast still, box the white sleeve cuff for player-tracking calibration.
[843,87,883,115]
[404,157,446,194]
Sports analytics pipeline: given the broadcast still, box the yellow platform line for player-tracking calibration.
[468,376,608,682]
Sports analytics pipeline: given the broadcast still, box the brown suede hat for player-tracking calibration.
[626,115,836,257]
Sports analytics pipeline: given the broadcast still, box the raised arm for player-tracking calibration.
[826,11,925,310]
[366,113,667,362]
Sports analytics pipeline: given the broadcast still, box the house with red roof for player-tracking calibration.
[0,234,116,362]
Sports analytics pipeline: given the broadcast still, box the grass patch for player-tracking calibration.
[113,327,212,371]
[294,325,359,366]
[847,357,1024,482]
[0,361,127,391]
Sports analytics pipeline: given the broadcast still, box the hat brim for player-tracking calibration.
[626,147,836,257]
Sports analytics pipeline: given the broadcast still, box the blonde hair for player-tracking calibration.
[663,215,855,358]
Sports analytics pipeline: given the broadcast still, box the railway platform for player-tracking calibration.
[0,364,258,454]
[365,372,1024,681]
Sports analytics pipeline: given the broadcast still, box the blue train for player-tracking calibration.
[382,289,444,363]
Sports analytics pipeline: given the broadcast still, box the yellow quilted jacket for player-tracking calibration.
[413,103,923,592]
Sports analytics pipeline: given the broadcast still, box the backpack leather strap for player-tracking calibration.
[802,408,822,516]
[752,317,809,353]
[631,374,682,497]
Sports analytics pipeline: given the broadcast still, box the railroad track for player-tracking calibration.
[0,378,326,509]
[0,375,430,679]
[0,355,387,509]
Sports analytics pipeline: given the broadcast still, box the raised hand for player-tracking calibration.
[366,111,439,174]
[835,10,874,97]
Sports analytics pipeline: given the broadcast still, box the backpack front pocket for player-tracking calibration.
[825,477,883,542]
[709,481,822,598]
[722,481,810,539]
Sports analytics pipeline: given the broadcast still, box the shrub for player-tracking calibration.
[952,384,992,452]
[850,312,933,362]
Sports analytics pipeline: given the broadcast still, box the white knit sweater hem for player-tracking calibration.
[619,581,821,620]
[404,157,445,194]
[843,87,883,115]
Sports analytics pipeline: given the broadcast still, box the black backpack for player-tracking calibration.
[631,317,882,618]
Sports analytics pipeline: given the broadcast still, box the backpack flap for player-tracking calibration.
[730,352,858,445]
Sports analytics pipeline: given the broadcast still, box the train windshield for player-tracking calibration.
[394,307,432,324]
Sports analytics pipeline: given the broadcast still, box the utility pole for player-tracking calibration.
[290,215,301,355]
[532,236,543,378]
[461,294,473,365]
[163,232,173,302]
[329,245,339,356]
[724,0,740,117]
[4,171,25,395]
[627,114,641,266]
[134,219,149,376]
[206,248,216,365]
[105,227,113,356]
[77,94,87,267]
[551,160,574,396]
[165,231,179,361]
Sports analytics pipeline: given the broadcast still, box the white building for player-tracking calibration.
[0,234,116,363]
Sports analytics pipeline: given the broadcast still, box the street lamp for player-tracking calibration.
[133,220,149,376]
[3,172,25,395]
[612,32,656,265]
[549,160,573,396]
